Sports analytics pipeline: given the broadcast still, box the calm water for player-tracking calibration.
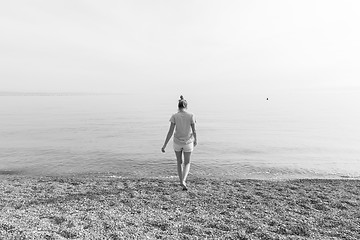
[1,91,359,180]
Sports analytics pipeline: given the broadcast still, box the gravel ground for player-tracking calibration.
[1,175,359,239]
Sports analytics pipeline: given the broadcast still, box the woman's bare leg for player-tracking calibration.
[182,152,191,188]
[175,151,183,185]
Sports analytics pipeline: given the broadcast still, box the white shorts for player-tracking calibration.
[173,141,194,152]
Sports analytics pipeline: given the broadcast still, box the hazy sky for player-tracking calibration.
[1,0,359,94]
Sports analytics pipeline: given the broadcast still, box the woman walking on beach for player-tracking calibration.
[162,95,197,190]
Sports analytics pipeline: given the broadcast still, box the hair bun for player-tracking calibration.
[178,95,187,109]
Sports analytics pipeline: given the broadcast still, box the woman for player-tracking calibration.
[161,95,197,190]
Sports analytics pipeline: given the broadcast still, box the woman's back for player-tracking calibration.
[170,111,195,144]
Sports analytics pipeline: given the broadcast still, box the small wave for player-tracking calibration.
[108,175,124,179]
[339,175,360,179]
[0,170,24,175]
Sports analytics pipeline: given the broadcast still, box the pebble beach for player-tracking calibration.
[1,175,359,239]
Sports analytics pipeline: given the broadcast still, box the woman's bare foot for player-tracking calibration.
[181,182,188,191]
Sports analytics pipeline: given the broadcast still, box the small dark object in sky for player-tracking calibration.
[267,98,269,100]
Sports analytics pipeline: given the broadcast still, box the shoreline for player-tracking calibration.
[1,168,359,181]
[1,175,359,239]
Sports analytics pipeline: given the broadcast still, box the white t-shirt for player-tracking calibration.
[170,111,196,145]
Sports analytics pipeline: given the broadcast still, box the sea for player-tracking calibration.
[1,90,359,180]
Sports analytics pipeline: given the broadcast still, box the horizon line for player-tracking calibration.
[0,91,126,96]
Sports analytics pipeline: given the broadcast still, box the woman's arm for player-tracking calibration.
[191,123,197,147]
[161,122,175,152]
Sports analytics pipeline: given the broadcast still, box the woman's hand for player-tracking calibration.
[194,140,197,147]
